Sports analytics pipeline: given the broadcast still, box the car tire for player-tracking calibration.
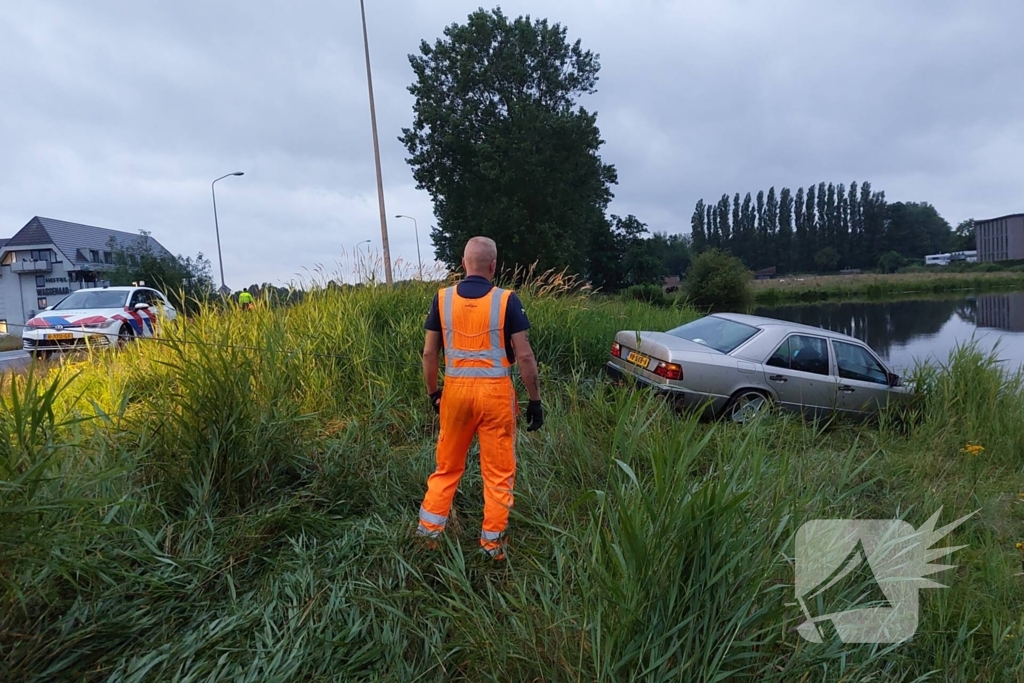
[116,323,135,349]
[725,389,773,424]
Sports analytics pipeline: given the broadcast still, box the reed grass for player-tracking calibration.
[2,264,1023,682]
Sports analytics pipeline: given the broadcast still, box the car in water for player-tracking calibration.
[605,312,912,422]
[22,285,176,358]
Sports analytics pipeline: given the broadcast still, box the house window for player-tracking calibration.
[35,275,46,287]
[0,320,7,335]
[90,249,99,262]
[37,298,48,309]
[1,251,13,266]
[29,249,52,262]
[103,251,112,264]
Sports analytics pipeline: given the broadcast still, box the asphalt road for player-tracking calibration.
[0,349,31,373]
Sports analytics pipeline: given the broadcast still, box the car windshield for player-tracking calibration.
[665,315,760,354]
[52,290,128,310]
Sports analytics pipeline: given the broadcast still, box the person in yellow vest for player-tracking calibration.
[238,290,254,310]
[417,236,543,560]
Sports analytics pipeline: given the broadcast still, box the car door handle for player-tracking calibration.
[839,385,855,393]
[768,375,787,382]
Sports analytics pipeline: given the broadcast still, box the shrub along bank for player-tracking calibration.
[2,275,1023,682]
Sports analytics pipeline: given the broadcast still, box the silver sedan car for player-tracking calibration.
[605,312,913,422]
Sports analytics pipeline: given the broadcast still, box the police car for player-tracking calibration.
[22,285,176,358]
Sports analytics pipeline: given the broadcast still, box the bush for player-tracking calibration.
[684,248,752,311]
[624,283,667,307]
[877,250,905,274]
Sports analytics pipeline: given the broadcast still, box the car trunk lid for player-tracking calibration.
[612,330,720,381]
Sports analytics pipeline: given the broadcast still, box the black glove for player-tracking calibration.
[429,389,442,414]
[525,399,543,431]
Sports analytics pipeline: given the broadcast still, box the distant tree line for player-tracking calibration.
[689,181,959,273]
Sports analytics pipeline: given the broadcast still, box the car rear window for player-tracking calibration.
[665,316,760,354]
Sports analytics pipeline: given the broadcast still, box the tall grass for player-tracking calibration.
[2,270,1023,681]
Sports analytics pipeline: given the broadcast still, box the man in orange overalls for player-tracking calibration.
[417,236,543,560]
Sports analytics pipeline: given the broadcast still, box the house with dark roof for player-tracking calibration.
[0,217,174,334]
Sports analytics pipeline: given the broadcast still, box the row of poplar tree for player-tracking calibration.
[689,181,953,274]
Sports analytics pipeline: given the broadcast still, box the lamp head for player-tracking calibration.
[232,172,244,176]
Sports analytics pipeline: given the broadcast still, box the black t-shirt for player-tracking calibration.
[424,276,531,363]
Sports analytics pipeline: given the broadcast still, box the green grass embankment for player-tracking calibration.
[2,275,1023,681]
[754,271,1024,305]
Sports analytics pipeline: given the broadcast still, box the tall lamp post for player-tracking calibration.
[211,171,244,293]
[359,0,393,286]
[395,214,422,279]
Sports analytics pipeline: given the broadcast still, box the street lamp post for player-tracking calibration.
[359,0,393,287]
[211,171,244,293]
[395,214,422,279]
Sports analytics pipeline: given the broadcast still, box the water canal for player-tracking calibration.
[753,290,1024,375]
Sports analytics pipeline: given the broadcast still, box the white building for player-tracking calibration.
[0,216,173,335]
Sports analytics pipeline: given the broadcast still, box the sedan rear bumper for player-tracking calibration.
[605,360,730,416]
[605,361,684,394]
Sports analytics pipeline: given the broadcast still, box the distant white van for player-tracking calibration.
[925,250,977,266]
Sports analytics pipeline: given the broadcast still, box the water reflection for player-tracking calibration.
[976,291,1024,332]
[752,291,1024,373]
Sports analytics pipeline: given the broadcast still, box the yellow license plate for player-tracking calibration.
[46,333,74,340]
[626,350,650,368]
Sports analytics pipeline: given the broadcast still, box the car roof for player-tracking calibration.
[708,312,868,345]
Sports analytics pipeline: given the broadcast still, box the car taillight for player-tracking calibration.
[611,341,621,357]
[653,361,683,380]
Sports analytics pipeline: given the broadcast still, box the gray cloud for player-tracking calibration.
[2,0,1021,288]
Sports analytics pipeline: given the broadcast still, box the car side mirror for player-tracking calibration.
[887,372,901,387]
[134,302,150,310]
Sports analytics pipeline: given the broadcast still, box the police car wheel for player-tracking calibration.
[117,323,135,348]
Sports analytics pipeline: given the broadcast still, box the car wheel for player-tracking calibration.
[116,323,135,348]
[727,389,772,424]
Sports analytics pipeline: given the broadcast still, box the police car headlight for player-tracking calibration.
[81,320,117,329]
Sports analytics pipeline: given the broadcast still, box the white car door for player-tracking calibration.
[144,288,175,333]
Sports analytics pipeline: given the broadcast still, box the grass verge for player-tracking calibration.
[753,271,1024,305]
[2,274,1023,681]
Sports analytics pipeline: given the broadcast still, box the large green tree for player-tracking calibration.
[400,8,618,281]
[106,232,215,313]
[951,219,976,251]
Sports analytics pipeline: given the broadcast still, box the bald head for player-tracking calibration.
[461,236,498,279]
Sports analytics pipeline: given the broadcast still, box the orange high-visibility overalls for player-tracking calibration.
[417,285,518,559]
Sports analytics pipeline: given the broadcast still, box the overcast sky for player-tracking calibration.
[2,0,1022,288]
